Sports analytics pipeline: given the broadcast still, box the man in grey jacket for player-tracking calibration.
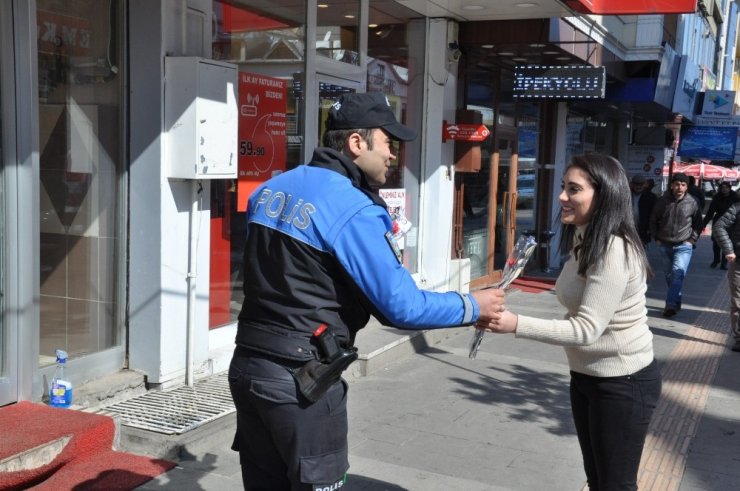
[711,201,740,351]
[649,173,703,317]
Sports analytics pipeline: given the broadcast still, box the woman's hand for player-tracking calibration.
[476,310,518,334]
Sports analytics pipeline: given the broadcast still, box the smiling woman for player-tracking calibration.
[559,166,596,227]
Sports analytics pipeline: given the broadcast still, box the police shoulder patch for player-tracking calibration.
[385,231,403,264]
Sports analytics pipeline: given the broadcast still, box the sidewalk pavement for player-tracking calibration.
[136,236,740,490]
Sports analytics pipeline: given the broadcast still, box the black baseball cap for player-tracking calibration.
[671,172,690,184]
[326,92,417,141]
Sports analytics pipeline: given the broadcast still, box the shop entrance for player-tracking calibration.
[456,124,521,287]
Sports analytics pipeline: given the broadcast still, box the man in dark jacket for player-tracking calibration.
[630,174,657,246]
[702,181,739,269]
[711,202,740,352]
[229,92,506,491]
[649,173,703,317]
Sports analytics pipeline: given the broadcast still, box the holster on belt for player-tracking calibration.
[292,324,358,403]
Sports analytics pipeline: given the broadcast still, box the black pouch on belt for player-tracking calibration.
[292,324,358,403]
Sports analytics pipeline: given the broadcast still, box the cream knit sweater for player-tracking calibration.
[515,227,654,377]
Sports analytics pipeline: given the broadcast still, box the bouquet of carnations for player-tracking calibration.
[468,234,538,359]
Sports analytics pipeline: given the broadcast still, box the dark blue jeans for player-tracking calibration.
[570,359,662,490]
[658,242,693,308]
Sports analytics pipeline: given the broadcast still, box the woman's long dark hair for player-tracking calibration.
[559,154,652,277]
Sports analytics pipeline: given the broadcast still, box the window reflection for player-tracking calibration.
[366,1,422,272]
[209,0,306,328]
[37,0,123,363]
[316,1,360,65]
[212,1,305,62]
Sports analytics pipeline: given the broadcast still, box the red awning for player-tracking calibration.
[663,161,739,181]
[221,4,290,33]
[563,0,696,15]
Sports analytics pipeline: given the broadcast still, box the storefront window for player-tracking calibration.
[37,0,124,364]
[317,0,360,65]
[366,1,423,272]
[0,60,4,378]
[516,103,540,241]
[210,0,305,328]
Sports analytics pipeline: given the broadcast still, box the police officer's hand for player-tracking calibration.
[471,288,505,322]
[727,253,736,263]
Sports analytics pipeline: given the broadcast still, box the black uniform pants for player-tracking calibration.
[228,349,349,491]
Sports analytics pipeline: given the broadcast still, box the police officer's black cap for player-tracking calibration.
[671,172,690,184]
[326,92,417,141]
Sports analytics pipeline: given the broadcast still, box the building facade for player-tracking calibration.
[1,0,731,406]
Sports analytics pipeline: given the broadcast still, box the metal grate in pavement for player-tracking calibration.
[98,372,235,435]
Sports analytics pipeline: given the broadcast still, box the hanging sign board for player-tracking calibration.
[700,90,736,119]
[237,72,287,212]
[562,0,695,15]
[678,126,738,161]
[442,122,490,142]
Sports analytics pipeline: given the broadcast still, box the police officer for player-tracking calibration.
[229,92,505,490]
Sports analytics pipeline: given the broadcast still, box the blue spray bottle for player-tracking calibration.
[49,349,73,408]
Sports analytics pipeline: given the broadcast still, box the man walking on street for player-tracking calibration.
[228,92,506,491]
[710,201,740,351]
[649,172,703,317]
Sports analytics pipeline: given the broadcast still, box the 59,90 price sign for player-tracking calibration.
[239,141,265,157]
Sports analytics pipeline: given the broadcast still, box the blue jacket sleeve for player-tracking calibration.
[329,205,479,329]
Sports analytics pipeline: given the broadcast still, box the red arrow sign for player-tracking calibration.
[442,122,491,142]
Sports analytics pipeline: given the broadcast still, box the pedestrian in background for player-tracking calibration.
[630,174,657,246]
[711,201,740,352]
[649,172,703,317]
[702,181,738,269]
[480,154,661,490]
[228,92,506,491]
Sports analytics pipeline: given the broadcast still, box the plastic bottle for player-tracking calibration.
[49,349,73,408]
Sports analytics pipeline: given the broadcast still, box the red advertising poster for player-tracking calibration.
[563,0,695,14]
[238,72,287,211]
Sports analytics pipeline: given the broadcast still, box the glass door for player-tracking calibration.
[459,125,520,288]
[0,1,17,406]
[492,126,519,275]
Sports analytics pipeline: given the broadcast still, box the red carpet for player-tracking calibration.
[509,276,557,294]
[0,401,174,490]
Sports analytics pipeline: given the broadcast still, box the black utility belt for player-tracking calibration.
[235,326,358,403]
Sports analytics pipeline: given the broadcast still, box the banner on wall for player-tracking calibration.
[237,72,287,211]
[678,126,738,161]
[379,188,411,250]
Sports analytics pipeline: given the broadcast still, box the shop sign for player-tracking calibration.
[700,90,736,119]
[678,126,738,161]
[695,117,740,161]
[672,56,702,120]
[238,72,287,211]
[625,145,666,179]
[442,122,490,142]
[562,0,695,15]
[513,66,605,99]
